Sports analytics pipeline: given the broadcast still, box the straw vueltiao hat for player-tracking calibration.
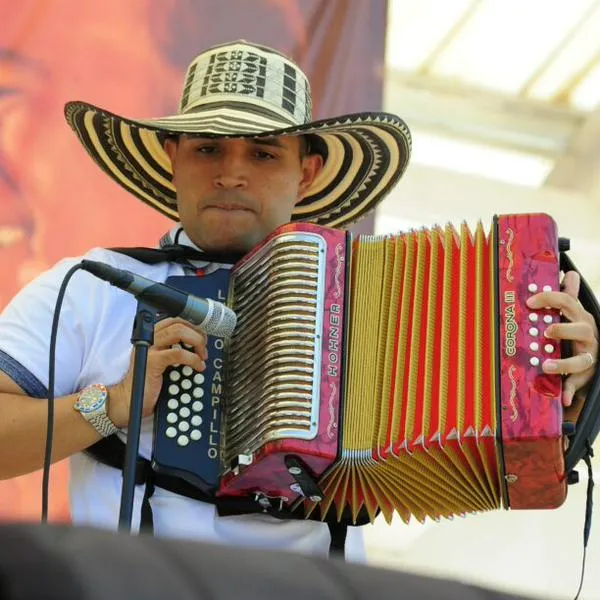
[64,40,412,229]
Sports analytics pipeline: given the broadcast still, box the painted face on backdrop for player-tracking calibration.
[0,49,39,307]
[0,0,186,309]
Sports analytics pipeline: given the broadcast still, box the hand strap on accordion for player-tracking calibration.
[559,248,600,474]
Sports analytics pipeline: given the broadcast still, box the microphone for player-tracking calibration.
[80,259,237,338]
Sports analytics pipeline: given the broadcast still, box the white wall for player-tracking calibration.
[362,476,599,600]
[361,163,600,600]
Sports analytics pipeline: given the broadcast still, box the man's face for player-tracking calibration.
[165,135,323,253]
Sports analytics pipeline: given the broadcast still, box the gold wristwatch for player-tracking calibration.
[74,383,120,437]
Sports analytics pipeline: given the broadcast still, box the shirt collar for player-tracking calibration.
[159,225,200,251]
[159,224,232,272]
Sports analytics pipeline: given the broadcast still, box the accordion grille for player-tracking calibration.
[222,233,325,468]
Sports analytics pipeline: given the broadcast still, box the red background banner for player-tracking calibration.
[0,0,387,523]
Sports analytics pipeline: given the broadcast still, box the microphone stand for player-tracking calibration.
[118,307,155,531]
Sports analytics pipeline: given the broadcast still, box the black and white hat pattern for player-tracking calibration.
[64,40,412,228]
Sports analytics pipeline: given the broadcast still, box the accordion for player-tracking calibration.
[149,212,600,524]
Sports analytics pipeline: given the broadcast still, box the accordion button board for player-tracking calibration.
[150,269,232,494]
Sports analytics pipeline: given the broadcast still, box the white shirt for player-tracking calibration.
[0,227,366,561]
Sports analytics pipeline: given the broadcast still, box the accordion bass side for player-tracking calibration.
[152,212,576,524]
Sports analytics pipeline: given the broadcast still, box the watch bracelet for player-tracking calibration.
[88,412,120,437]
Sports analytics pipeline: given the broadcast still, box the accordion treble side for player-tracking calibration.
[496,214,564,510]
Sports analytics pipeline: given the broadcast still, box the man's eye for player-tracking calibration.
[255,150,275,160]
[196,146,216,154]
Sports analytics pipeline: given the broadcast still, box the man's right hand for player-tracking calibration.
[107,317,208,428]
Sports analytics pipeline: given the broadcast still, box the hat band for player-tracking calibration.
[145,103,301,136]
[183,97,300,127]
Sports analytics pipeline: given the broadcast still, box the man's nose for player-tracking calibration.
[214,154,247,189]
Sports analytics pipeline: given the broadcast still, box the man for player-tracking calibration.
[0,40,597,561]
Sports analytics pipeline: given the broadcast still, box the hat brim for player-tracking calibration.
[64,101,411,229]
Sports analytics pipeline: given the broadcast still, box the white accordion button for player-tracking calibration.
[528,283,538,293]
[180,393,191,404]
[529,327,539,336]
[192,387,204,398]
[529,313,538,322]
[178,421,190,432]
[182,366,193,376]
[166,412,177,424]
[543,315,553,324]
[177,435,189,447]
[193,373,205,384]
[544,344,554,353]
[168,384,179,395]
[166,427,177,438]
[543,285,552,292]
[169,370,181,381]
[530,357,540,366]
[191,415,202,427]
[192,401,204,412]
[179,407,191,419]
[190,429,202,441]
[529,342,539,351]
[181,379,192,390]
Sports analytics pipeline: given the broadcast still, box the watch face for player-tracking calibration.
[75,385,106,414]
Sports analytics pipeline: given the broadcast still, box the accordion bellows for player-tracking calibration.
[308,216,564,524]
[152,213,567,525]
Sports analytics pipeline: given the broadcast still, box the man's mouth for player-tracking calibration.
[206,204,253,212]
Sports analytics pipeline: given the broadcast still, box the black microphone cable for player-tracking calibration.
[42,263,83,522]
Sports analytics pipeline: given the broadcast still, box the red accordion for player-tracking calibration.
[153,212,580,524]
[209,212,569,523]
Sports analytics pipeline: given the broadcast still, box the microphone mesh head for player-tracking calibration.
[216,303,237,338]
[204,301,237,338]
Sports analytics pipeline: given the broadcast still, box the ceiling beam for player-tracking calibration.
[383,69,585,158]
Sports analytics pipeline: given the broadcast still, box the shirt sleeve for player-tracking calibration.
[0,249,120,398]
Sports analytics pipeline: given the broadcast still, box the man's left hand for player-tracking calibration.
[526,270,599,407]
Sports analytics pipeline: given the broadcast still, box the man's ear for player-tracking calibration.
[164,137,179,184]
[164,137,178,163]
[296,154,324,204]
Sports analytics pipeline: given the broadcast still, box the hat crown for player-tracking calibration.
[179,41,313,128]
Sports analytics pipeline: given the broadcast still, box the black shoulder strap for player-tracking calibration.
[107,244,241,266]
[327,521,348,557]
[560,249,600,473]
